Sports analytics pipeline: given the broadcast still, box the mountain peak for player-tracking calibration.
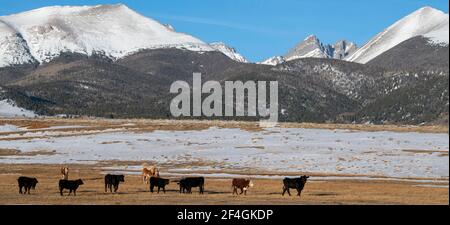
[413,6,446,16]
[210,42,248,63]
[283,35,358,62]
[304,34,318,41]
[346,6,449,63]
[284,34,330,61]
[0,4,213,66]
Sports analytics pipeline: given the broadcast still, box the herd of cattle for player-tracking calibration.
[17,165,310,198]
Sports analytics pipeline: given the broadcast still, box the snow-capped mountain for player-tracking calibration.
[0,4,213,67]
[258,56,286,65]
[210,42,248,63]
[347,6,449,64]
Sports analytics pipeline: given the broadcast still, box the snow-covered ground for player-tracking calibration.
[0,126,448,180]
[0,99,37,118]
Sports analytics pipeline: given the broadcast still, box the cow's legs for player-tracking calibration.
[157,186,161,193]
[73,189,76,196]
[68,189,72,196]
[27,187,31,194]
[19,185,23,194]
[163,186,166,194]
[232,187,237,195]
[239,188,244,195]
[297,189,302,197]
[114,184,119,193]
[105,183,108,192]
[109,184,113,193]
[60,188,64,196]
[282,187,292,196]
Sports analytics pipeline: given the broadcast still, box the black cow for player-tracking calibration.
[149,177,170,193]
[104,174,125,193]
[178,177,204,194]
[17,176,38,194]
[282,176,309,197]
[59,179,84,196]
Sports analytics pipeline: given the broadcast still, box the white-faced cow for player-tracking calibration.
[232,178,254,195]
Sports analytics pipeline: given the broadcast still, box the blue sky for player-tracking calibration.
[0,0,448,62]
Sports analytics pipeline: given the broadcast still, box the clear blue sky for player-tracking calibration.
[1,0,448,62]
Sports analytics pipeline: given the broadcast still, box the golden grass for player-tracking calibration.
[0,164,447,205]
[1,118,448,134]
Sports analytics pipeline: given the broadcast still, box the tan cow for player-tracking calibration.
[60,166,69,180]
[142,164,160,184]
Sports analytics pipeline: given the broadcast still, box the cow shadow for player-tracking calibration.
[309,192,339,196]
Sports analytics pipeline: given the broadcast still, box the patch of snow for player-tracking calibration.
[258,56,286,66]
[0,99,37,118]
[0,127,448,180]
[0,124,22,133]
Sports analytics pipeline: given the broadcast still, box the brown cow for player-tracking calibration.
[142,165,160,184]
[232,178,254,195]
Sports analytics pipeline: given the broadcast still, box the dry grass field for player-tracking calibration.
[1,118,448,134]
[0,164,447,205]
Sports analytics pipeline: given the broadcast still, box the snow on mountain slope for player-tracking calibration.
[0,4,213,64]
[258,56,286,65]
[332,40,358,60]
[0,20,36,67]
[424,19,449,45]
[0,99,37,118]
[347,6,449,64]
[210,42,248,63]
